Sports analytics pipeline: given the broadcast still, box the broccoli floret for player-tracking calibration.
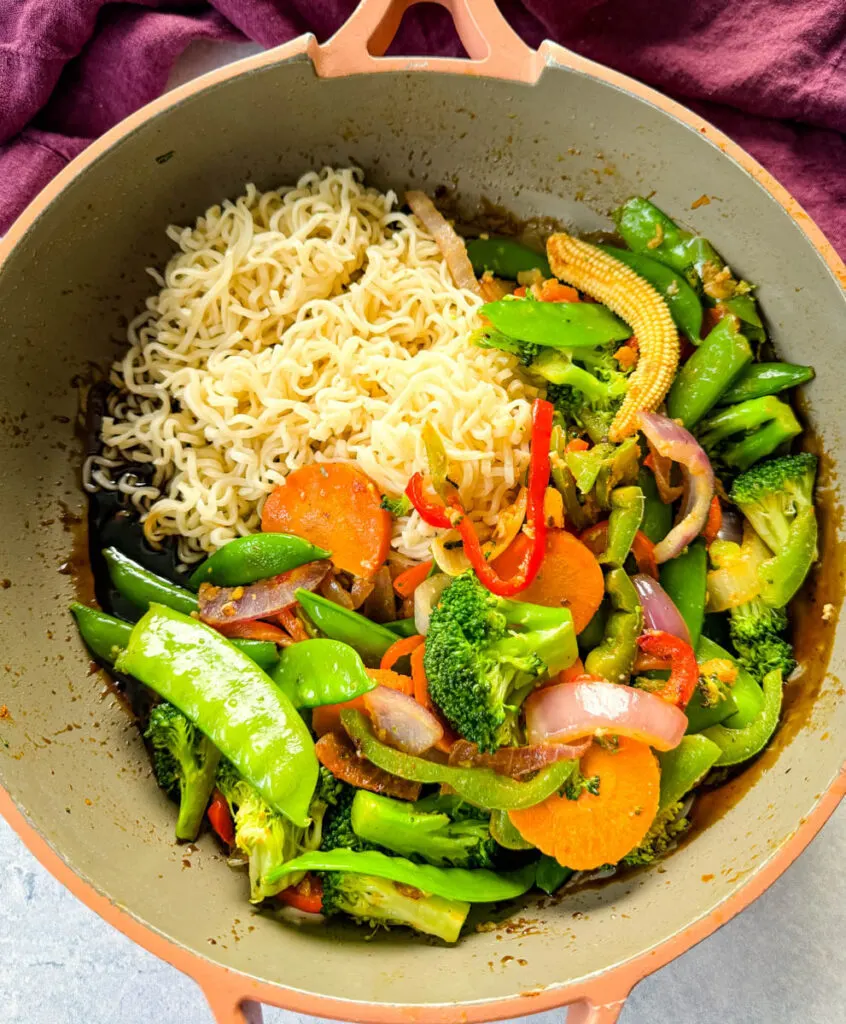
[474,326,540,365]
[216,759,325,902]
[423,570,577,752]
[731,453,817,550]
[533,347,630,443]
[381,493,412,517]
[729,599,795,682]
[145,703,221,842]
[349,791,497,868]
[621,801,690,866]
[697,396,801,472]
[320,780,375,854]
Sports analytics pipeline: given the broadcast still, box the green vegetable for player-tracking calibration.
[70,602,278,670]
[267,849,537,902]
[216,759,328,901]
[721,295,765,342]
[657,735,722,807]
[598,244,703,342]
[535,856,573,894]
[350,791,496,868]
[117,604,317,827]
[480,297,630,350]
[489,809,533,851]
[729,600,795,683]
[564,437,640,508]
[577,599,608,656]
[466,237,551,280]
[295,588,397,667]
[718,362,814,405]
[614,197,721,286]
[695,636,764,729]
[103,547,198,616]
[539,351,635,445]
[600,486,644,567]
[621,802,689,866]
[145,702,221,842]
[660,540,708,648]
[381,493,413,517]
[584,569,643,683]
[187,534,330,588]
[730,453,818,607]
[697,396,802,471]
[638,468,672,545]
[666,315,753,428]
[343,709,577,811]
[423,570,577,751]
[703,668,783,765]
[384,618,418,637]
[271,639,375,708]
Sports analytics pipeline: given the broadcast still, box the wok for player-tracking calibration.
[0,1,843,1021]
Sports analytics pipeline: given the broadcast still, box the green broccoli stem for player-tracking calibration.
[175,737,221,841]
[531,349,616,406]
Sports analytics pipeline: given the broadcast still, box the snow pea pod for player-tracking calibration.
[718,362,815,405]
[466,237,551,280]
[271,639,375,708]
[188,533,330,589]
[489,809,534,850]
[660,540,708,648]
[266,848,537,902]
[703,668,783,766]
[117,604,317,826]
[691,636,764,731]
[296,589,396,667]
[598,244,703,343]
[600,486,644,567]
[385,618,418,638]
[657,735,721,807]
[614,197,720,285]
[721,295,765,342]
[480,298,631,349]
[103,547,197,616]
[666,315,752,428]
[535,856,573,894]
[637,468,672,545]
[584,569,643,683]
[342,709,577,811]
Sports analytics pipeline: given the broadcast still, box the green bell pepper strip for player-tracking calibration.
[466,237,552,280]
[721,295,765,342]
[659,540,708,648]
[702,669,783,766]
[666,315,753,428]
[694,636,764,730]
[718,362,815,405]
[187,533,330,589]
[598,244,703,343]
[637,468,672,545]
[614,197,721,285]
[480,298,631,349]
[697,396,802,472]
[535,855,573,894]
[342,710,577,811]
[116,604,317,827]
[385,618,418,638]
[657,735,721,808]
[758,506,818,608]
[489,809,534,850]
[265,848,537,902]
[599,486,644,567]
[295,589,396,667]
[584,569,643,683]
[70,602,278,671]
[271,639,375,709]
[103,547,198,616]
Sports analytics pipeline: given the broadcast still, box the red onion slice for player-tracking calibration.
[525,680,687,752]
[448,738,591,779]
[406,191,482,296]
[363,686,444,755]
[198,560,331,626]
[631,574,691,645]
[639,412,715,564]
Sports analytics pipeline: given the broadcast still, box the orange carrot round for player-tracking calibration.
[261,463,391,579]
[508,738,660,871]
[492,528,604,634]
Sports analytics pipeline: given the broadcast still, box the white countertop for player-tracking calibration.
[1,37,843,1024]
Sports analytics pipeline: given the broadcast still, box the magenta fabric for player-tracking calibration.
[1,0,844,255]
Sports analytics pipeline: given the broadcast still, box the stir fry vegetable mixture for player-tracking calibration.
[74,195,818,943]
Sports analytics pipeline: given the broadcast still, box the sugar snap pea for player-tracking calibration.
[466,237,551,280]
[657,735,721,807]
[103,547,197,616]
[718,362,815,405]
[480,298,630,349]
[660,540,708,648]
[637,468,672,545]
[295,589,397,667]
[188,533,330,588]
[271,639,375,708]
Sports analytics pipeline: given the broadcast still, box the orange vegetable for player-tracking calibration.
[380,634,425,673]
[276,605,309,643]
[564,437,590,453]
[702,495,722,545]
[393,561,433,599]
[261,464,391,579]
[315,731,421,800]
[311,668,412,736]
[614,341,638,370]
[215,619,291,644]
[538,279,580,303]
[366,668,414,696]
[207,789,234,846]
[492,529,604,634]
[277,874,323,914]
[410,644,457,753]
[580,521,659,580]
[508,738,660,871]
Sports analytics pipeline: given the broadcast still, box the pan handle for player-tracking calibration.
[311,0,544,83]
[202,984,264,1024]
[565,992,630,1023]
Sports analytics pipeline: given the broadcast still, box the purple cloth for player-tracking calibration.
[1,0,844,255]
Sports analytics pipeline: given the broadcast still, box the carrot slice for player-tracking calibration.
[492,528,604,635]
[366,668,414,696]
[276,605,309,643]
[410,645,457,753]
[538,280,580,303]
[262,464,391,579]
[393,560,433,599]
[508,738,660,871]
[381,634,425,673]
[215,620,291,644]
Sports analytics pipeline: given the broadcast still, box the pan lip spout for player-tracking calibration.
[0,9,844,1021]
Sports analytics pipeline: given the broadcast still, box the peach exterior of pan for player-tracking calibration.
[0,2,844,1023]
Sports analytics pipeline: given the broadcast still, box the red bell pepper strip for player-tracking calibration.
[701,495,723,545]
[277,874,323,914]
[404,473,452,528]
[207,789,235,846]
[636,629,699,708]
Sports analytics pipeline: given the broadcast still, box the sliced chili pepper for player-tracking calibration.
[393,560,433,599]
[580,521,658,579]
[277,873,323,914]
[636,629,699,708]
[207,789,235,846]
[405,473,452,528]
[381,633,425,673]
[701,495,723,545]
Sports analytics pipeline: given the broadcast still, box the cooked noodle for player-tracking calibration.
[86,167,538,562]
